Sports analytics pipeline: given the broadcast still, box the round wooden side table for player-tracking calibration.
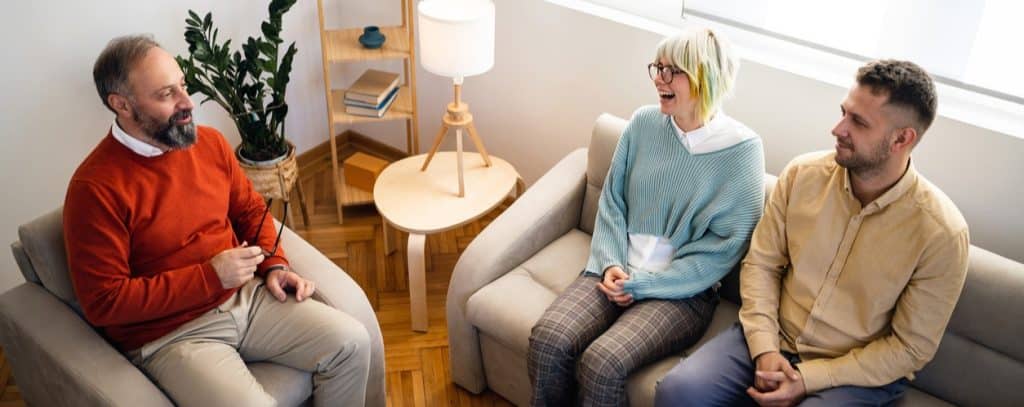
[374,151,523,332]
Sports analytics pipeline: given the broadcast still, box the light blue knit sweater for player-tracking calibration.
[584,106,765,300]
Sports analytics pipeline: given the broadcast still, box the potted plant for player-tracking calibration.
[176,0,299,200]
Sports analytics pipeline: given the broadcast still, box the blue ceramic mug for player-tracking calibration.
[359,26,386,49]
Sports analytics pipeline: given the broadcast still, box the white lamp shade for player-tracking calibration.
[417,0,495,78]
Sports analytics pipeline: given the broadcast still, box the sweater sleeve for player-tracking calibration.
[218,131,289,276]
[623,145,765,300]
[584,118,634,276]
[64,180,226,327]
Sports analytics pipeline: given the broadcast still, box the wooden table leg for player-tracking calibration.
[407,233,428,332]
[382,222,395,255]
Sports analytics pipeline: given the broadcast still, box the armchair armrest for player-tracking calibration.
[0,283,173,407]
[447,148,589,393]
[278,224,386,407]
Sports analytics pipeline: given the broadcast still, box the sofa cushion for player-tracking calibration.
[17,207,81,314]
[10,241,40,284]
[479,333,533,407]
[896,388,953,406]
[946,247,1024,362]
[906,246,1024,406]
[467,229,592,354]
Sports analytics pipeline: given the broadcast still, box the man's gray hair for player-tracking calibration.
[93,34,161,113]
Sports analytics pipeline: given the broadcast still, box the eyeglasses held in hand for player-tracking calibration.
[251,198,288,258]
[648,63,687,84]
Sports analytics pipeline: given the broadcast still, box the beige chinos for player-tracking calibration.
[128,278,370,406]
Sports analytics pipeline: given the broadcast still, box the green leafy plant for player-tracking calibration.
[176,0,298,162]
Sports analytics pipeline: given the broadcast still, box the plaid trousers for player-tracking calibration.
[527,274,718,407]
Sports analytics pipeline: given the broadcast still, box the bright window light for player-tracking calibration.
[586,0,1024,104]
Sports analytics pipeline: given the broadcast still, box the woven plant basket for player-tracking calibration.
[236,141,298,201]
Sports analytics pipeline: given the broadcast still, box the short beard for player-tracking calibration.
[835,136,891,177]
[131,105,196,149]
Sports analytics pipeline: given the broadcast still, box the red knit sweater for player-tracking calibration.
[63,126,288,351]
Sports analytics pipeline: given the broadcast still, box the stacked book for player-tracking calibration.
[344,69,400,118]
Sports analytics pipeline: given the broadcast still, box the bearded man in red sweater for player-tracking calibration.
[63,34,370,406]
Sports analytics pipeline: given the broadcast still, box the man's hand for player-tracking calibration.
[265,266,316,302]
[746,369,806,407]
[210,244,264,289]
[753,351,799,391]
[596,266,633,307]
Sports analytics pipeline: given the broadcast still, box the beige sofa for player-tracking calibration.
[447,113,1024,406]
[0,208,386,407]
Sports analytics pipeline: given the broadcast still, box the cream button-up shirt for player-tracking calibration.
[738,151,969,393]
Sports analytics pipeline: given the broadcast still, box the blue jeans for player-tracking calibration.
[654,323,909,406]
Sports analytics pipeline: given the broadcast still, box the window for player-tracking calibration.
[586,0,1024,104]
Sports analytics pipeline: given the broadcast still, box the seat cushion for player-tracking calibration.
[896,388,953,406]
[466,229,592,354]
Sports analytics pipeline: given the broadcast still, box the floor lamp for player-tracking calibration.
[417,0,495,197]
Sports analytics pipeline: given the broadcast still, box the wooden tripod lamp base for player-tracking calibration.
[420,81,492,197]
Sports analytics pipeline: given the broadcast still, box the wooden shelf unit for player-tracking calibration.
[330,86,414,125]
[316,0,420,223]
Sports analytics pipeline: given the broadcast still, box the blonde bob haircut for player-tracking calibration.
[655,27,739,122]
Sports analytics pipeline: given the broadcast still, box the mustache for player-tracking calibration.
[170,109,192,122]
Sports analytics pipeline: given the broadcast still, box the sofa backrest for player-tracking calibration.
[580,113,628,235]
[11,206,83,315]
[910,246,1024,405]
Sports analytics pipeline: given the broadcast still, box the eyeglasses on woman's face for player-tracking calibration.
[648,63,687,84]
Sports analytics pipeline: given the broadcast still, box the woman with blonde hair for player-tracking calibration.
[527,27,765,406]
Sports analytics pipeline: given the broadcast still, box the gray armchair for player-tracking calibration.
[447,113,1024,406]
[0,207,386,407]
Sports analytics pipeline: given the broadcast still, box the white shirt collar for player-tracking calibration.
[669,111,756,154]
[110,118,165,157]
[671,114,714,151]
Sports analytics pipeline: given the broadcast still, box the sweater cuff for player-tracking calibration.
[201,262,224,291]
[257,256,289,278]
[621,270,653,300]
[584,256,623,277]
[796,358,833,394]
[745,330,781,361]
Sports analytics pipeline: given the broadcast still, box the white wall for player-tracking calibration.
[0,0,375,292]
[413,0,1024,264]
[0,0,1021,293]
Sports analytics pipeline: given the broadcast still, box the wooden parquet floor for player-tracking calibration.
[287,149,516,407]
[0,348,24,407]
[0,143,514,406]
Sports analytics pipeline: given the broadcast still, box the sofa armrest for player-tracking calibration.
[0,283,173,407]
[447,148,588,393]
[278,224,386,407]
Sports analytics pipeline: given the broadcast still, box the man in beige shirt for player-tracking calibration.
[654,60,969,406]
